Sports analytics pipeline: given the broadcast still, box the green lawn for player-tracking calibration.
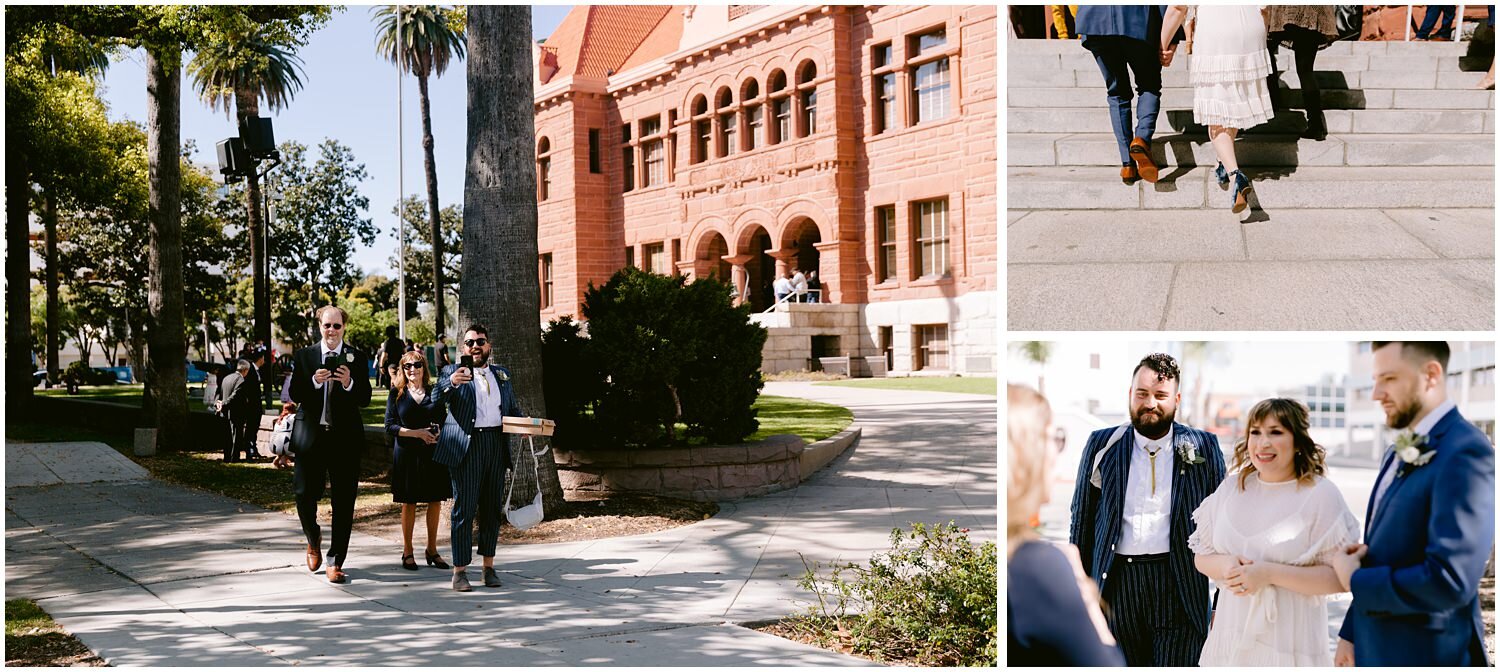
[36,381,390,426]
[816,377,997,396]
[747,395,854,443]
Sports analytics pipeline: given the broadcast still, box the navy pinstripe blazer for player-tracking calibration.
[431,362,524,468]
[1069,422,1226,636]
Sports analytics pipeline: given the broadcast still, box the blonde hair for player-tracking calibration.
[1008,383,1052,558]
[392,350,430,400]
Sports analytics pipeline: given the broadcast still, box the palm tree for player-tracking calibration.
[463,5,564,512]
[187,24,307,358]
[1180,341,1229,426]
[374,5,466,340]
[1012,341,1054,395]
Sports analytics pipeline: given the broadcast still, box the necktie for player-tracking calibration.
[320,348,335,427]
[1144,442,1164,496]
[476,368,490,395]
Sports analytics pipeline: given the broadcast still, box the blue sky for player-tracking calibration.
[96,4,573,275]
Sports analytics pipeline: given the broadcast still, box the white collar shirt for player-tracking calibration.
[1372,399,1456,518]
[1117,426,1175,555]
[312,342,352,391]
[472,364,503,428]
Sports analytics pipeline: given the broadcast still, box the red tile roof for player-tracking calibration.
[541,5,683,83]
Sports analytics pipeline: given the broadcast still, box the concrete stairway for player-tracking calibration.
[1007,37,1495,330]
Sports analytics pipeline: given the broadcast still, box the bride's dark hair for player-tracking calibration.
[1232,398,1327,490]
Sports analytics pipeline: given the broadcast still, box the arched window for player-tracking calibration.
[690,94,711,164]
[716,86,737,158]
[796,61,818,137]
[741,78,763,151]
[536,137,552,201]
[768,70,790,145]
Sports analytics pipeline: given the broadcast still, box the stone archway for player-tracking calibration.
[784,217,822,274]
[696,231,732,281]
[735,225,775,311]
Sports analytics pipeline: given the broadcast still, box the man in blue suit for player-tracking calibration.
[1332,341,1494,667]
[1069,353,1225,666]
[433,324,525,592]
[1075,5,1184,184]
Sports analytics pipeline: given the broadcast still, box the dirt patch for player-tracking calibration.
[751,617,928,667]
[5,600,105,667]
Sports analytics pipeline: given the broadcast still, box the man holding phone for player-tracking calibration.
[432,324,524,592]
[288,305,373,583]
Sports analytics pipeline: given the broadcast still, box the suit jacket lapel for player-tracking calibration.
[1103,428,1131,550]
[1365,450,1396,535]
[1169,424,1190,543]
[1369,408,1457,535]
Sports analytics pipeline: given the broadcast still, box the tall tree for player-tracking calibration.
[188,20,308,357]
[463,5,563,511]
[387,194,462,318]
[1011,341,1053,395]
[375,5,466,341]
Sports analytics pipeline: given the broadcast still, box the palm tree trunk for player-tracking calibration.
[417,71,445,339]
[465,5,563,513]
[5,131,34,414]
[44,190,61,384]
[235,87,272,355]
[145,45,187,453]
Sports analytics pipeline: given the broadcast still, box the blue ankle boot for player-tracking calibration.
[1230,170,1252,213]
[1214,162,1230,188]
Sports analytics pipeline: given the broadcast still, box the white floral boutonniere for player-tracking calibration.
[1176,437,1205,474]
[1394,431,1436,477]
[495,369,509,382]
[344,352,355,364]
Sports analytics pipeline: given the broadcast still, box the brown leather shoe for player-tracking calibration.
[1129,137,1159,183]
[305,544,322,572]
[326,565,348,584]
[1120,164,1139,184]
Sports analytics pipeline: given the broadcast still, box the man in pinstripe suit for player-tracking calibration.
[432,325,525,592]
[1069,353,1226,666]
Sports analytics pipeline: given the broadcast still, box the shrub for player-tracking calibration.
[540,316,607,448]
[789,522,998,666]
[63,361,116,387]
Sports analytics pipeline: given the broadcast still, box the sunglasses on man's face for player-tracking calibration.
[322,323,344,330]
[464,338,488,347]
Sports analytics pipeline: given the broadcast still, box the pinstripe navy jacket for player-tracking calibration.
[431,362,524,468]
[1069,422,1226,636]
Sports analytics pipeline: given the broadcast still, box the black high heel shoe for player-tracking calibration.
[401,553,418,571]
[426,551,451,570]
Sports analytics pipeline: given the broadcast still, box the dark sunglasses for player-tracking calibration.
[464,338,488,347]
[400,363,424,370]
[321,323,344,330]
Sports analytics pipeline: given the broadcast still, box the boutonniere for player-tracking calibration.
[344,352,355,364]
[1393,431,1436,477]
[1176,437,1205,474]
[495,369,509,382]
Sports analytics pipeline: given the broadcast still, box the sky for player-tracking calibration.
[95,4,574,276]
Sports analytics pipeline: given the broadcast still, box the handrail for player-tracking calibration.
[759,289,824,314]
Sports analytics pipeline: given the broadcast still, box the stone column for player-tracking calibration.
[724,254,753,306]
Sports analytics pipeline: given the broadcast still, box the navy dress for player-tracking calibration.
[384,387,453,504]
[1008,540,1125,666]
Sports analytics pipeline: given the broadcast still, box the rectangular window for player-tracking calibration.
[671,238,682,273]
[913,27,947,56]
[913,198,950,278]
[916,324,949,371]
[801,90,817,135]
[773,97,791,144]
[540,253,553,308]
[876,205,897,282]
[875,73,897,134]
[538,157,550,201]
[1090,353,1101,369]
[640,115,661,138]
[912,57,951,124]
[874,42,893,69]
[643,139,665,187]
[625,246,635,269]
[588,129,601,173]
[621,147,635,192]
[720,112,737,156]
[645,242,669,275]
[879,326,894,370]
[745,105,764,150]
[694,119,711,163]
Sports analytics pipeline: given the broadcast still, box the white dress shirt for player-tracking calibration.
[1371,398,1455,518]
[472,365,502,428]
[1117,427,1175,555]
[311,342,354,392]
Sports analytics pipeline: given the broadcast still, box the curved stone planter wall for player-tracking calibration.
[554,427,862,502]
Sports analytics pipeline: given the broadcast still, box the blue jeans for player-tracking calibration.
[1084,35,1164,164]
[1417,5,1456,39]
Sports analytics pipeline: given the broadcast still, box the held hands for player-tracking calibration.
[1223,556,1267,596]
[1159,43,1178,67]
[1331,543,1368,592]
[1335,638,1355,666]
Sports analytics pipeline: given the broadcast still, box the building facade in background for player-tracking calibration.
[532,5,997,375]
[1341,341,1497,464]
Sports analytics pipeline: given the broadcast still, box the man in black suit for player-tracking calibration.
[216,359,257,462]
[288,305,372,583]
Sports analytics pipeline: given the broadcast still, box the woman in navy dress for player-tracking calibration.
[1008,384,1124,666]
[385,350,453,570]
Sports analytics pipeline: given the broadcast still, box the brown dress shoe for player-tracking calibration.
[1120,164,1139,184]
[306,544,322,572]
[1129,137,1159,183]
[326,565,348,584]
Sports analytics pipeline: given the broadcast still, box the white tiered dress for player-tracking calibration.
[1188,473,1361,666]
[1189,5,1275,128]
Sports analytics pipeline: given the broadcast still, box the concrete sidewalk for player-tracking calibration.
[5,382,996,666]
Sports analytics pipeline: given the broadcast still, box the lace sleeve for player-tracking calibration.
[1297,480,1363,567]
[1187,485,1221,555]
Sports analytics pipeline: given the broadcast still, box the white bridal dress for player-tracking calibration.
[1189,473,1361,666]
[1189,5,1275,128]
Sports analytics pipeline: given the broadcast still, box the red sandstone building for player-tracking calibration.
[533,5,996,375]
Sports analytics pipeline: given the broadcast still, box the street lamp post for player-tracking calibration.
[397,4,407,339]
[217,117,282,356]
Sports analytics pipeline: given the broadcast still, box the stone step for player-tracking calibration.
[1009,64,1489,90]
[1007,165,1495,210]
[1009,133,1495,168]
[1010,37,1471,56]
[1007,107,1495,134]
[1007,87,1497,110]
[1011,51,1466,75]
